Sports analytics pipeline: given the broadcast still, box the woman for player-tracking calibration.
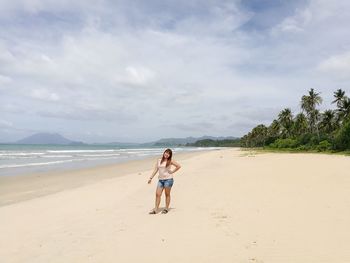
[148,148,181,214]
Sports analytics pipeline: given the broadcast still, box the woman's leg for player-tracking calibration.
[164,187,172,210]
[155,187,164,211]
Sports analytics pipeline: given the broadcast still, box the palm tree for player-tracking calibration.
[248,124,269,147]
[332,89,348,125]
[268,119,280,137]
[293,113,308,136]
[300,88,322,136]
[278,108,293,138]
[332,89,346,108]
[339,97,350,121]
[240,134,248,147]
[319,110,336,134]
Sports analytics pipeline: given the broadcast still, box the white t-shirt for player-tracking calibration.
[157,158,173,180]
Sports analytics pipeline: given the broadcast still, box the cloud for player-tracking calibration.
[0,0,349,142]
[0,0,98,15]
[30,88,60,101]
[37,107,138,122]
[0,74,12,85]
[272,8,312,33]
[235,107,282,122]
[239,0,308,31]
[163,121,215,132]
[317,51,350,80]
[0,120,13,128]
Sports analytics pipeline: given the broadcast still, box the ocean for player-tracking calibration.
[0,144,218,176]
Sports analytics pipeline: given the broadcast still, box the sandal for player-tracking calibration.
[161,209,168,214]
[149,210,157,214]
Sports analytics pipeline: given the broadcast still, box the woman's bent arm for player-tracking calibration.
[170,160,181,174]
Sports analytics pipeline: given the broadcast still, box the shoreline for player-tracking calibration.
[0,146,219,177]
[0,148,218,207]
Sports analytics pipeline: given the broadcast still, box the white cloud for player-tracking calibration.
[0,74,12,85]
[272,8,312,33]
[30,88,60,101]
[317,51,350,79]
[0,120,13,128]
[271,0,350,36]
[0,0,350,142]
[0,0,99,15]
[120,66,156,86]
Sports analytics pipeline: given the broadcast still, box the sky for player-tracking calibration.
[1,0,350,143]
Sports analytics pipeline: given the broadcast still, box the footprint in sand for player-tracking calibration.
[211,210,233,236]
[245,240,258,249]
[211,211,228,220]
[248,258,264,263]
[239,152,256,157]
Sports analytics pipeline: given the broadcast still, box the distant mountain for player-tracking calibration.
[12,134,238,146]
[15,133,84,145]
[142,136,239,146]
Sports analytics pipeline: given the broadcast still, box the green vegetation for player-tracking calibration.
[186,138,241,147]
[241,89,350,152]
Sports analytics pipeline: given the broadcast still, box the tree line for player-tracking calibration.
[186,138,241,147]
[241,89,350,151]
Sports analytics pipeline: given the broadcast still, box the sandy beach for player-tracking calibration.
[1,148,350,263]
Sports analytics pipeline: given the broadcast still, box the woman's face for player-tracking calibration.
[163,151,170,159]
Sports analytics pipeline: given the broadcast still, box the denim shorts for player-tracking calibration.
[157,178,174,188]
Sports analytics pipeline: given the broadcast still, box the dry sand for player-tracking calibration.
[1,148,350,263]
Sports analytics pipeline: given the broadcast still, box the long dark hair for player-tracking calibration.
[160,148,172,167]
